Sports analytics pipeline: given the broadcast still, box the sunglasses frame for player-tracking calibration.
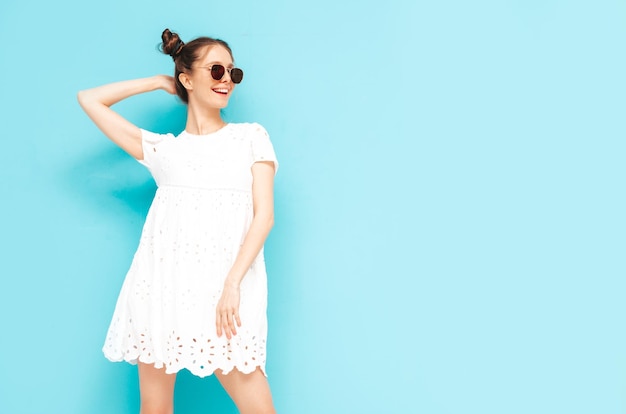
[201,64,244,84]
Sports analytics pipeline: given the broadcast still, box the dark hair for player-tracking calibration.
[160,28,234,104]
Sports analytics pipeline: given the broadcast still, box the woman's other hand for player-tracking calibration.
[216,284,242,340]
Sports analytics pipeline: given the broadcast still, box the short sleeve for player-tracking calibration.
[250,123,279,174]
[138,129,174,169]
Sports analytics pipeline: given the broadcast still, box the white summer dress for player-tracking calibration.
[102,122,278,377]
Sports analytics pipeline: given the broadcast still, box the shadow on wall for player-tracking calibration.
[63,105,188,225]
[62,144,156,224]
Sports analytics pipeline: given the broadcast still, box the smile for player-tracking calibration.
[212,88,229,95]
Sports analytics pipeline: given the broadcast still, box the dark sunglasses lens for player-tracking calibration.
[210,65,225,80]
[231,68,244,84]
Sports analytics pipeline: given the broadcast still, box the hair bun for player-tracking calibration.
[161,28,185,60]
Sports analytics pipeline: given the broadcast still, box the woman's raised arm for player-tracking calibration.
[77,75,176,160]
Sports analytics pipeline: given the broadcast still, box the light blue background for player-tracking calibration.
[1,0,625,413]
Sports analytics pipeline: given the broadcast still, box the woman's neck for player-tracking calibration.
[185,105,226,135]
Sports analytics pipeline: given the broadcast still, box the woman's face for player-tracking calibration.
[182,45,237,109]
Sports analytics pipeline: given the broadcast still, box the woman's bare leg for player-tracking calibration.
[215,367,276,414]
[138,362,177,414]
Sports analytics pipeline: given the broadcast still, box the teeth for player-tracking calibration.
[213,89,229,94]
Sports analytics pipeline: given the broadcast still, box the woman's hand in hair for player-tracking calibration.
[157,75,177,95]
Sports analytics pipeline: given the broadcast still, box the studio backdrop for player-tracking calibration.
[0,0,625,413]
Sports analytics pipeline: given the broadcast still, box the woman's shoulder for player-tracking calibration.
[226,123,270,146]
[141,128,176,144]
[228,122,268,134]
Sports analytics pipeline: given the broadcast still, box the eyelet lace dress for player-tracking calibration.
[102,122,278,377]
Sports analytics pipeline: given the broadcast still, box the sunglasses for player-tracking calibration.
[204,65,244,84]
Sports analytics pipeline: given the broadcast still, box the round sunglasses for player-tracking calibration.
[203,64,244,84]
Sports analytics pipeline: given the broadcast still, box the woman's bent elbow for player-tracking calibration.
[77,90,90,107]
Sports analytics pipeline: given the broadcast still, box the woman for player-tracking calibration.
[78,28,278,414]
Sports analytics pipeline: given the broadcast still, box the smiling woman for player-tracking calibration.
[77,28,278,414]
[160,29,243,106]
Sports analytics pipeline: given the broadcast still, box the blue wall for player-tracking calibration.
[1,1,625,413]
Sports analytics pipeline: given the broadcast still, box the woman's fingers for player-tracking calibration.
[216,313,223,337]
[217,310,238,339]
[216,308,240,339]
[215,286,241,339]
[226,312,236,337]
[157,74,177,94]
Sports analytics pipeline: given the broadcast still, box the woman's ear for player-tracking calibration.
[178,72,193,90]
